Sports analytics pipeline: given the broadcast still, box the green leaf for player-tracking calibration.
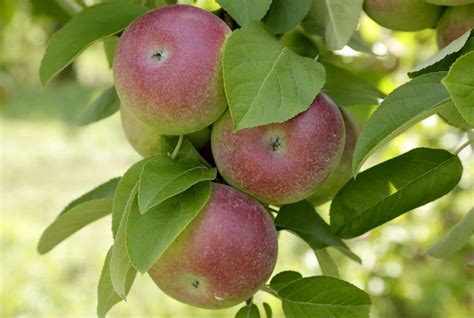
[409,30,473,78]
[97,247,136,318]
[145,0,168,8]
[323,63,385,107]
[216,0,272,26]
[164,137,211,167]
[438,102,474,130]
[110,184,138,299]
[112,158,154,238]
[442,51,474,126]
[235,304,260,318]
[103,36,118,68]
[428,208,474,258]
[0,0,16,27]
[302,0,363,50]
[38,199,112,254]
[331,148,463,239]
[78,86,120,126]
[275,201,361,263]
[263,0,312,34]
[60,178,119,215]
[127,182,212,273]
[263,303,272,318]
[138,155,216,213]
[347,31,373,54]
[314,249,340,278]
[269,271,303,291]
[279,276,371,318]
[352,72,451,174]
[39,2,148,85]
[280,27,320,58]
[223,22,325,131]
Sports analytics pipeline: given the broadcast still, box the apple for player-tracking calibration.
[436,4,474,48]
[363,0,443,31]
[307,108,359,206]
[426,0,474,5]
[211,94,345,206]
[120,105,211,157]
[148,183,278,309]
[120,104,168,157]
[114,5,230,136]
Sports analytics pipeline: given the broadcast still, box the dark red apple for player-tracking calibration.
[211,94,345,205]
[114,5,230,135]
[148,184,278,309]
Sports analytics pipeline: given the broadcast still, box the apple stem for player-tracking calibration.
[245,296,253,305]
[170,135,184,160]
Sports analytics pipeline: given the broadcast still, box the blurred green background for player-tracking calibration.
[0,1,473,317]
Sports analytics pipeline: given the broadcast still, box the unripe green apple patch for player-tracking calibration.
[37,1,474,317]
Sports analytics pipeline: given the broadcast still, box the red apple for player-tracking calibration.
[436,4,474,48]
[114,5,230,135]
[363,0,442,31]
[148,184,278,309]
[307,108,359,206]
[211,94,345,205]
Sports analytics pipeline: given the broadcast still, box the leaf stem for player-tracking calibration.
[259,285,280,298]
[170,135,184,160]
[245,296,253,306]
[454,139,474,155]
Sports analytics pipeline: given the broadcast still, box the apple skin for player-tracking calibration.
[426,0,474,5]
[211,94,345,206]
[120,104,168,157]
[148,183,278,309]
[436,4,474,48]
[363,0,443,31]
[120,105,211,157]
[307,108,359,206]
[114,5,230,135]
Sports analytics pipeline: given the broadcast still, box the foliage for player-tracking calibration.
[1,0,470,317]
[222,21,325,131]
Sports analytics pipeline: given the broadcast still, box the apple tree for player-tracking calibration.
[37,0,474,317]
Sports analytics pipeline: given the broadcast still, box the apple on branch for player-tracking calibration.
[114,5,231,136]
[148,184,278,309]
[211,94,346,206]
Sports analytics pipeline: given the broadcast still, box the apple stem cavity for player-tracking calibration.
[170,135,184,160]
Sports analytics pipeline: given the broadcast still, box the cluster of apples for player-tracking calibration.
[363,0,474,47]
[114,4,357,309]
